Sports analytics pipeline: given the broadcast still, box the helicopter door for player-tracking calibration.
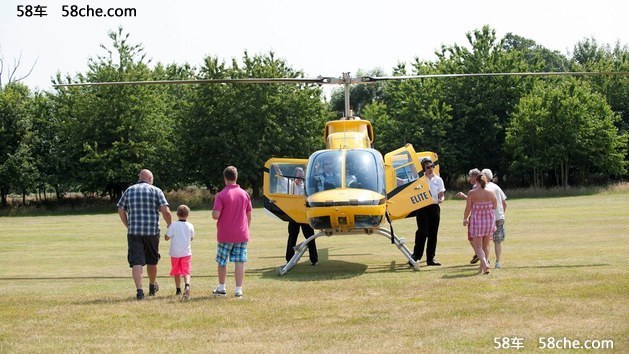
[416,151,440,175]
[384,144,434,220]
[263,158,309,224]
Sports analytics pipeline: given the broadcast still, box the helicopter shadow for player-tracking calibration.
[259,261,368,281]
[258,248,368,281]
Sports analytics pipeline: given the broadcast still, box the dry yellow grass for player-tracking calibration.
[0,190,627,352]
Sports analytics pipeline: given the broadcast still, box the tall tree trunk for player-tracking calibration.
[1,188,7,207]
[563,158,570,188]
[250,177,260,199]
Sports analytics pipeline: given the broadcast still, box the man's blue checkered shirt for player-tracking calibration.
[117,181,169,236]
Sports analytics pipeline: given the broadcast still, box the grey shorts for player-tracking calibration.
[492,219,506,243]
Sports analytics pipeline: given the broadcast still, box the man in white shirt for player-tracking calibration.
[412,158,446,266]
[482,169,507,268]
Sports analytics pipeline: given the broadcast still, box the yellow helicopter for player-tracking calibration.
[263,73,441,274]
[263,119,436,274]
[56,70,629,275]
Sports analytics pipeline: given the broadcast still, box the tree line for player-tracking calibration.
[1,26,627,207]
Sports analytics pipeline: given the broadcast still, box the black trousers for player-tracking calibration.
[286,221,318,264]
[413,203,440,262]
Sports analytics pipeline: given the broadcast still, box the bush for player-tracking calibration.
[164,186,215,210]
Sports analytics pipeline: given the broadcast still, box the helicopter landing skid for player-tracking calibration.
[276,227,419,275]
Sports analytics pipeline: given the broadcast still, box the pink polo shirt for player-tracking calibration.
[213,184,252,243]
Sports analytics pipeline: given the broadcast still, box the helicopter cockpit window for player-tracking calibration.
[345,150,382,193]
[307,151,342,194]
[306,150,385,195]
[270,163,307,195]
[392,151,418,186]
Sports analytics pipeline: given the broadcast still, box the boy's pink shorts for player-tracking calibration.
[170,255,191,276]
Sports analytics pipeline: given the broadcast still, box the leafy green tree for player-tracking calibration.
[27,91,67,200]
[185,52,327,196]
[372,27,547,183]
[572,38,629,134]
[431,26,541,181]
[362,101,396,152]
[54,27,175,199]
[506,78,627,187]
[502,33,571,72]
[0,83,37,205]
[373,62,453,180]
[150,62,197,189]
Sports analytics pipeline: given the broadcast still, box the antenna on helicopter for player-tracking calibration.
[343,72,352,119]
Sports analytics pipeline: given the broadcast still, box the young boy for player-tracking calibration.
[165,205,195,300]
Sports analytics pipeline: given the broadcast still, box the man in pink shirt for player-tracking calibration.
[212,166,252,298]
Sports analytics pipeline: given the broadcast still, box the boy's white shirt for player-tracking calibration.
[165,221,195,257]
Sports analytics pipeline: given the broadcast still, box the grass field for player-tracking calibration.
[1,189,627,352]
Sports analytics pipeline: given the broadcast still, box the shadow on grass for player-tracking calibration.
[258,260,368,281]
[1,263,609,282]
[257,247,372,281]
[76,294,246,305]
[366,261,419,273]
[440,262,610,279]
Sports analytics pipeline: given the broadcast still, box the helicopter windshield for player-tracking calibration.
[306,150,385,195]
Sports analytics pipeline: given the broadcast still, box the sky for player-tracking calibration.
[1,0,628,92]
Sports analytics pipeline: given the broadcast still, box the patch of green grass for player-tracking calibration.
[0,190,627,352]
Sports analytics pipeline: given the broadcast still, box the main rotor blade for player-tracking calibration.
[53,71,629,88]
[361,71,629,83]
[53,77,335,88]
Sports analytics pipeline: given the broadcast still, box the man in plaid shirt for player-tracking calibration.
[118,169,172,300]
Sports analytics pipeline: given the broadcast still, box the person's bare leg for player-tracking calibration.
[481,236,492,273]
[147,264,157,284]
[218,265,227,285]
[495,242,502,264]
[235,262,245,287]
[472,238,488,273]
[132,265,143,289]
[483,241,491,263]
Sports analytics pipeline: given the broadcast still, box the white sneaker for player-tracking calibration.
[495,261,501,269]
[212,287,226,297]
[235,291,243,298]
